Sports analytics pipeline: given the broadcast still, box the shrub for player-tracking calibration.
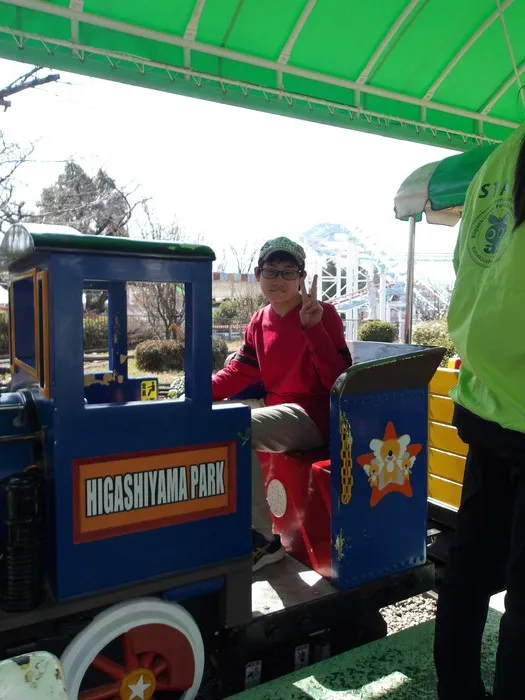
[358,320,398,343]
[213,300,238,326]
[0,311,8,354]
[167,375,185,399]
[83,315,108,352]
[135,339,184,372]
[212,336,228,371]
[412,320,456,367]
[136,336,228,373]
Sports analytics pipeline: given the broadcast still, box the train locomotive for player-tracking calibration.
[0,223,445,699]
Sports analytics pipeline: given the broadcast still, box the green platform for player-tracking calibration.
[229,608,502,699]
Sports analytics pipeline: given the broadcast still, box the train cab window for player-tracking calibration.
[83,280,186,406]
[10,271,37,374]
[9,269,50,395]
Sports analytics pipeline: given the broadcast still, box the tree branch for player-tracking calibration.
[1,68,60,111]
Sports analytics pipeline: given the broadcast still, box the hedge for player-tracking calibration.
[0,312,8,354]
[136,336,229,373]
[412,320,456,367]
[358,320,398,343]
[83,315,108,352]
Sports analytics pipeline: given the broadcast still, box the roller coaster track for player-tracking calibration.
[300,223,452,313]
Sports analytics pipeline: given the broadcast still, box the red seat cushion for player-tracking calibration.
[258,449,332,578]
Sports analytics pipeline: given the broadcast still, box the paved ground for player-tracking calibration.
[229,597,503,699]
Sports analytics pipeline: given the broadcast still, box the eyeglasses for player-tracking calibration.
[260,268,302,280]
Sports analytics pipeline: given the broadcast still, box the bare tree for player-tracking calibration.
[1,67,60,111]
[129,204,209,339]
[0,132,33,230]
[230,241,260,274]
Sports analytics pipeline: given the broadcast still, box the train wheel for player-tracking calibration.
[60,597,205,700]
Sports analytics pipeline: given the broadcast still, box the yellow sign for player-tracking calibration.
[140,379,157,400]
[73,443,236,542]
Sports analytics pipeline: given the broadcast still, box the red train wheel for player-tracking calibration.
[79,623,195,700]
[61,599,204,700]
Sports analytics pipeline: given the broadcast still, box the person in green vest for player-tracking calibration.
[434,124,525,700]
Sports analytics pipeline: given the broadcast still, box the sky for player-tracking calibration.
[0,56,460,281]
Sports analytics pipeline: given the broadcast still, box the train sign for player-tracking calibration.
[72,443,236,542]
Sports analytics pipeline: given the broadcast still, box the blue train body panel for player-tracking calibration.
[30,250,252,601]
[328,343,438,590]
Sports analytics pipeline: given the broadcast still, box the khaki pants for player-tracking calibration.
[220,399,324,539]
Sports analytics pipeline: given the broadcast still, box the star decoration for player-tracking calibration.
[357,421,422,507]
[128,674,151,700]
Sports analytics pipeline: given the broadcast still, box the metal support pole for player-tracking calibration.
[404,216,416,345]
[379,265,386,320]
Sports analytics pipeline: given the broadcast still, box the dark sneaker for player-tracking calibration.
[252,530,285,572]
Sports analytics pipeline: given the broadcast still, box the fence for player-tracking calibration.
[0,312,406,359]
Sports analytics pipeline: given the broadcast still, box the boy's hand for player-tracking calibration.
[300,274,323,329]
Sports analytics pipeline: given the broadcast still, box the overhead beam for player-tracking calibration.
[495,0,525,111]
[0,0,517,132]
[69,0,84,44]
[357,0,423,85]
[183,0,207,71]
[278,0,317,64]
[481,61,525,115]
[424,0,515,101]
[0,26,509,147]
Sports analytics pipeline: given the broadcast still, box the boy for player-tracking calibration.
[212,236,352,571]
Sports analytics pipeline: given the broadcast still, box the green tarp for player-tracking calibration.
[0,1,524,152]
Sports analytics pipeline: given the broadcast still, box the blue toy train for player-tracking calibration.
[0,223,445,698]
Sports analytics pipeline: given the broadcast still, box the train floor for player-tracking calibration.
[252,553,335,616]
[230,593,504,699]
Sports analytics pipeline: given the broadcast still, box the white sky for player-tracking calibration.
[0,56,459,280]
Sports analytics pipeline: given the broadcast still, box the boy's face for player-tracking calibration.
[255,257,305,304]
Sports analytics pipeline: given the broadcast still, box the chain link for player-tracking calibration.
[340,411,353,504]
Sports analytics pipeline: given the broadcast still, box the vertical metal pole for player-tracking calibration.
[404,216,416,345]
[379,265,386,320]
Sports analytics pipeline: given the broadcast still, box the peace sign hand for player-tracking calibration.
[299,274,323,330]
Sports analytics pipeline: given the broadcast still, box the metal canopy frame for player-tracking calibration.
[0,1,523,150]
[1,1,524,348]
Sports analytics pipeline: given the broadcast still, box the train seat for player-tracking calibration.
[258,448,332,579]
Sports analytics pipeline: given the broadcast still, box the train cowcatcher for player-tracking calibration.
[0,223,445,699]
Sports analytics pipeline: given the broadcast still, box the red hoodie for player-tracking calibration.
[212,301,352,441]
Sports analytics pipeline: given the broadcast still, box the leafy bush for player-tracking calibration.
[135,339,184,372]
[358,320,398,343]
[213,295,266,325]
[167,375,185,399]
[212,336,229,370]
[412,320,456,367]
[136,336,228,373]
[83,315,108,352]
[0,311,8,354]
[213,300,238,326]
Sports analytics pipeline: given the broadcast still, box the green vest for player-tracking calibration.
[448,122,525,432]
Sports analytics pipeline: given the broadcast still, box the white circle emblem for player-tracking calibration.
[267,479,287,518]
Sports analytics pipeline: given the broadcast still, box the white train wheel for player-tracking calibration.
[60,597,205,700]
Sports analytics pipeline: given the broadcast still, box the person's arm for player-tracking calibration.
[302,302,352,390]
[212,322,261,400]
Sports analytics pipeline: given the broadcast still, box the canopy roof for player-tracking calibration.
[394,144,497,225]
[0,1,524,152]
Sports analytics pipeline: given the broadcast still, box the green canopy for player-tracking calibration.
[0,1,524,152]
[394,143,497,225]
